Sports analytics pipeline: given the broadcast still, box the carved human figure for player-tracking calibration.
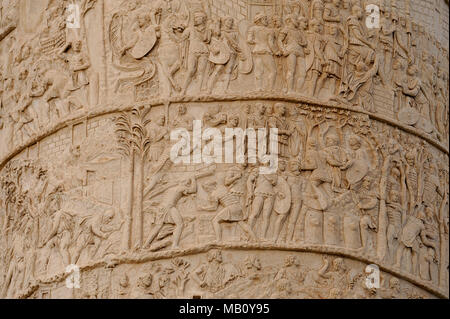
[270,14,283,88]
[284,0,307,17]
[247,13,278,91]
[116,273,130,299]
[392,11,410,64]
[317,24,346,98]
[270,162,292,243]
[171,104,193,131]
[192,249,238,294]
[246,103,267,129]
[149,115,169,162]
[310,0,324,20]
[268,103,293,159]
[419,51,435,106]
[343,135,369,189]
[274,255,303,285]
[395,209,437,275]
[323,0,342,24]
[284,160,304,243]
[396,64,431,126]
[419,246,439,283]
[343,50,380,112]
[202,104,227,128]
[307,19,326,97]
[242,255,262,280]
[245,103,267,163]
[355,176,379,254]
[207,16,240,93]
[180,11,211,94]
[319,257,349,291]
[39,207,74,268]
[247,169,277,240]
[322,133,348,192]
[201,171,256,243]
[379,10,395,82]
[144,176,197,249]
[339,0,352,17]
[59,40,90,106]
[345,5,375,72]
[135,272,155,298]
[423,205,439,254]
[301,138,331,209]
[8,104,35,146]
[386,187,406,264]
[158,14,184,95]
[279,14,308,93]
[73,209,121,264]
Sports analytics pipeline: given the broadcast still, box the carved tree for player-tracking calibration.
[115,107,151,250]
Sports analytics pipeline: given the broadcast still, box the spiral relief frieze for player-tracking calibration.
[0,0,448,299]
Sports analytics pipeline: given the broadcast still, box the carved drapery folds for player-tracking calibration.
[0,0,448,299]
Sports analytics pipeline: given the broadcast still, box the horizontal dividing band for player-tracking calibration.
[1,92,448,171]
[16,242,449,300]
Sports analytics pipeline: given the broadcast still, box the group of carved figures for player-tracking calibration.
[0,99,447,297]
[109,0,449,142]
[0,104,448,297]
[0,0,448,157]
[111,101,449,290]
[0,0,448,299]
[0,157,122,298]
[0,0,95,152]
[36,251,433,299]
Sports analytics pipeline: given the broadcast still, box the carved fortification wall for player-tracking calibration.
[0,0,448,299]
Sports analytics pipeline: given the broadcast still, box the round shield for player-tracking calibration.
[346,160,369,186]
[398,106,420,126]
[130,27,158,60]
[208,38,231,65]
[273,177,291,215]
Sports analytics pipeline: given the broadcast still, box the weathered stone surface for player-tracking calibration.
[0,0,448,299]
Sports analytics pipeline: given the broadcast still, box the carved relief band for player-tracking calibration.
[0,0,448,299]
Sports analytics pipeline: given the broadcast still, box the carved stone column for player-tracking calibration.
[0,0,448,299]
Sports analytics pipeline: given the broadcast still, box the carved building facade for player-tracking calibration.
[0,0,448,299]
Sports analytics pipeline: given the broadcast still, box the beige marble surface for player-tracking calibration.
[0,0,448,299]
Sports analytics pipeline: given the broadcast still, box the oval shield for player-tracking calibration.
[209,37,231,65]
[273,177,291,215]
[130,27,158,60]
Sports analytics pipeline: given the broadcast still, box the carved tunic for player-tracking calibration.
[254,174,276,197]
[280,26,306,57]
[186,26,210,55]
[213,185,243,221]
[248,25,274,55]
[323,35,343,78]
